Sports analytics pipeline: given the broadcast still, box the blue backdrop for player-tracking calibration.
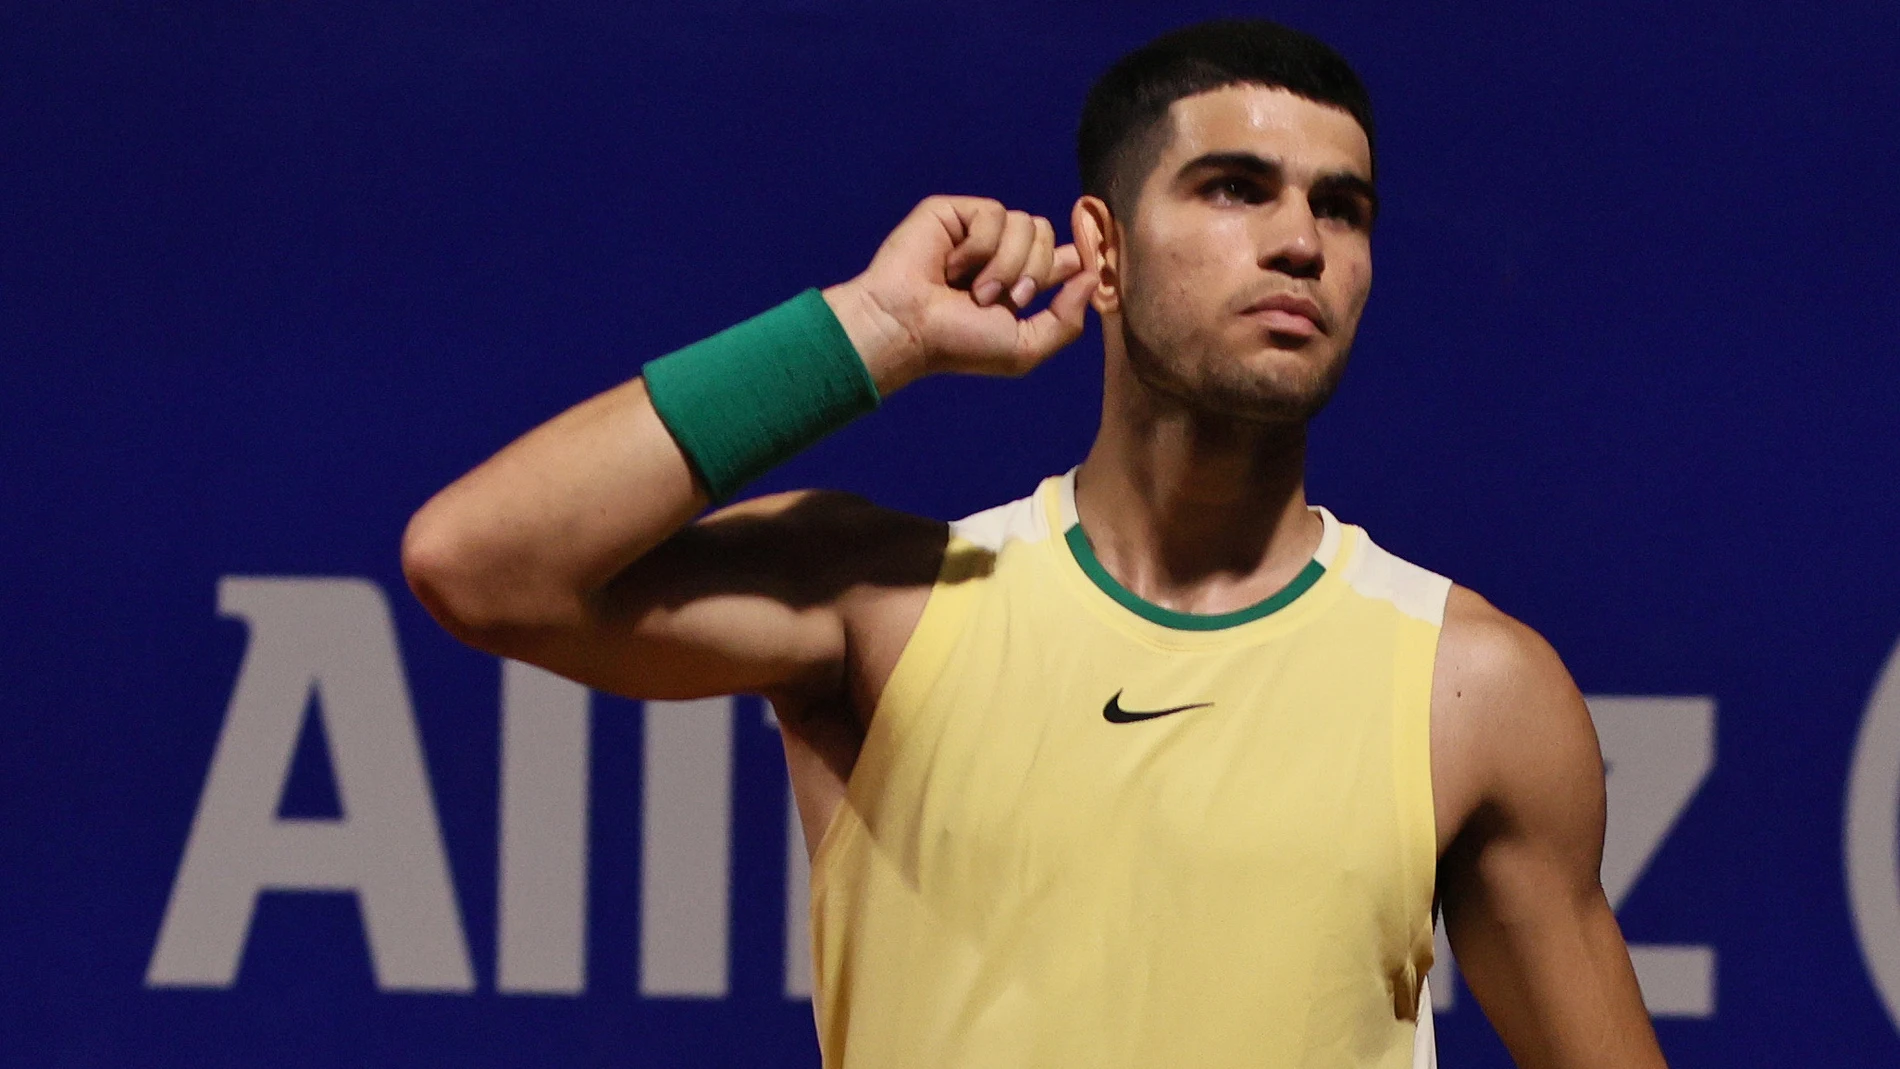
[5,2,1899,1065]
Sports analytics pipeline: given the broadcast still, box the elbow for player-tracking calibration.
[401,503,540,655]
[401,505,483,642]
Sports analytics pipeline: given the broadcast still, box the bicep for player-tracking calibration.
[1437,603,1665,1067]
[503,492,944,704]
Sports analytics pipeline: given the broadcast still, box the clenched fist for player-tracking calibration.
[823,196,1100,394]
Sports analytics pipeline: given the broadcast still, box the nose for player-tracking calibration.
[1259,196,1324,280]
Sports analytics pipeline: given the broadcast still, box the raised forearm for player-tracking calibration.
[400,195,1094,660]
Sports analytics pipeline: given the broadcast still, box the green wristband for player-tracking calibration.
[643,288,881,502]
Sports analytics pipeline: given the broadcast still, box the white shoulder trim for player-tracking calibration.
[1054,467,1081,529]
[1311,506,1344,567]
[1339,531,1453,627]
[949,484,1051,552]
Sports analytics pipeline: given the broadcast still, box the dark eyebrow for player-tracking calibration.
[1176,151,1379,222]
[1175,151,1281,181]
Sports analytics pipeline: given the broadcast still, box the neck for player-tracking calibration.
[1072,342,1322,616]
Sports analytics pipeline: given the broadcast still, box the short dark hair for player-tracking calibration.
[1077,20,1375,218]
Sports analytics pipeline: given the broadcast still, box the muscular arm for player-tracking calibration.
[1434,587,1668,1068]
[397,351,936,703]
[399,196,1095,708]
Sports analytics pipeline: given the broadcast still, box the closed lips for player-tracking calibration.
[1242,294,1326,333]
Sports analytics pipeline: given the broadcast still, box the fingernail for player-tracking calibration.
[1010,278,1037,307]
[974,280,1003,305]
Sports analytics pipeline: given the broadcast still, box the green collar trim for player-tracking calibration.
[1062,522,1326,631]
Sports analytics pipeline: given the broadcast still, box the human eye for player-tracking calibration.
[1204,175,1265,206]
[1313,190,1373,230]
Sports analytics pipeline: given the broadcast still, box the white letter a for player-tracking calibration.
[147,577,474,992]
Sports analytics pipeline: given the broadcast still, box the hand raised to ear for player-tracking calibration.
[824,195,1099,394]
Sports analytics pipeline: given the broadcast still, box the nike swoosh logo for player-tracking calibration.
[1102,690,1214,724]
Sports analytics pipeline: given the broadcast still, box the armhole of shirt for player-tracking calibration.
[1338,530,1453,1004]
[867,535,988,726]
[872,484,1049,720]
[809,488,1044,876]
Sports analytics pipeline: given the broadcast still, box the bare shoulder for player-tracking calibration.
[1433,585,1605,853]
[691,488,948,703]
[1432,592,1665,1066]
[1436,585,1576,723]
[569,489,947,707]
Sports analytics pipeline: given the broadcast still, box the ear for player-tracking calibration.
[1071,195,1123,315]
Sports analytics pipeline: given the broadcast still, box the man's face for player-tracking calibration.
[1111,85,1376,424]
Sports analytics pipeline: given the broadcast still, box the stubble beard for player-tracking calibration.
[1118,284,1353,427]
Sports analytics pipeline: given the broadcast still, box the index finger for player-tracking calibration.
[938,200,1009,287]
[1009,267,1099,371]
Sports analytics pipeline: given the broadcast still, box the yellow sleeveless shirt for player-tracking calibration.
[809,472,1446,1069]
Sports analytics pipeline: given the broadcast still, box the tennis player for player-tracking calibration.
[404,19,1668,1068]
